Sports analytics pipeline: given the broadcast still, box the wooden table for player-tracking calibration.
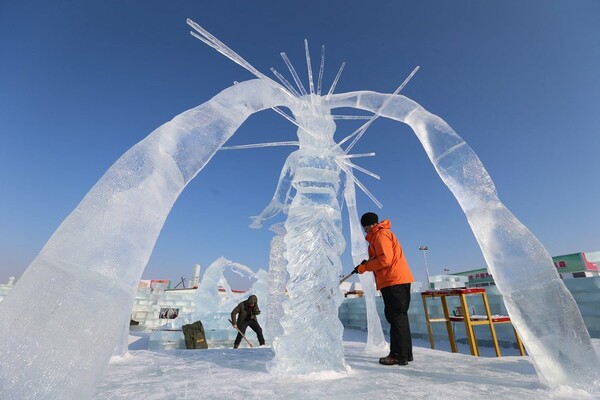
[421,288,525,357]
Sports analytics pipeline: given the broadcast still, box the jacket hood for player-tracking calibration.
[366,219,391,240]
[247,295,257,305]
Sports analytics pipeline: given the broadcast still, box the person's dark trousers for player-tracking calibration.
[233,319,265,347]
[380,283,412,361]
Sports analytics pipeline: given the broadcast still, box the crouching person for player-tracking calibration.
[231,295,265,348]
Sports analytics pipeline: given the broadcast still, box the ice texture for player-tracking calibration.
[112,320,130,358]
[0,21,598,398]
[265,223,287,341]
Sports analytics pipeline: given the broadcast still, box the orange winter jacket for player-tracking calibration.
[357,220,414,290]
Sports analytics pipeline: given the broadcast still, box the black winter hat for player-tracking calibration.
[360,212,379,227]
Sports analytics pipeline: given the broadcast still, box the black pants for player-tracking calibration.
[234,319,265,347]
[380,283,412,361]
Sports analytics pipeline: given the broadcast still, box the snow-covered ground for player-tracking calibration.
[95,330,599,399]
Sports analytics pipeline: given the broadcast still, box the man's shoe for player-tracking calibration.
[379,355,409,366]
[378,355,395,365]
[379,355,400,365]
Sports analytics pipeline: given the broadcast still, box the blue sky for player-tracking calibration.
[1,1,598,288]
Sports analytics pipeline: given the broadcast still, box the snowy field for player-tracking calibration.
[95,329,599,399]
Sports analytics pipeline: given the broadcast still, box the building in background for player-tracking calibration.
[427,274,469,290]
[448,251,600,288]
[553,251,599,279]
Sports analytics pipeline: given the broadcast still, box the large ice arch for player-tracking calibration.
[0,78,598,399]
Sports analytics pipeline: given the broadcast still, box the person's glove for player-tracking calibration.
[353,260,368,274]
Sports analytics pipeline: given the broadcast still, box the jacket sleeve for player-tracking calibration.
[358,231,395,273]
[231,303,241,325]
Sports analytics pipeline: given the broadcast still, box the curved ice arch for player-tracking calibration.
[0,80,289,399]
[328,90,600,388]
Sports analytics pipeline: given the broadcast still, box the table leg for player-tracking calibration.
[513,326,526,356]
[481,292,501,357]
[459,294,479,356]
[440,295,457,353]
[421,295,436,350]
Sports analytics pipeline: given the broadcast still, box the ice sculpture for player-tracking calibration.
[343,167,389,354]
[0,19,597,398]
[248,92,351,373]
[192,257,256,316]
[180,257,267,331]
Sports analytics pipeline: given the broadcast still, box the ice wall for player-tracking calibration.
[0,79,289,399]
[328,91,600,387]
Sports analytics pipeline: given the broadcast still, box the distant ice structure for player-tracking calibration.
[190,256,255,320]
[177,257,267,334]
[0,19,598,399]
[191,263,201,288]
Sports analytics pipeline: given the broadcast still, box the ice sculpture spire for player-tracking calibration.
[187,19,290,99]
[199,33,389,372]
[246,41,410,373]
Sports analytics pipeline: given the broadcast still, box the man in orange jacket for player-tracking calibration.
[354,212,415,366]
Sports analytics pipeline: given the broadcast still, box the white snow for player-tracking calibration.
[96,329,600,399]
